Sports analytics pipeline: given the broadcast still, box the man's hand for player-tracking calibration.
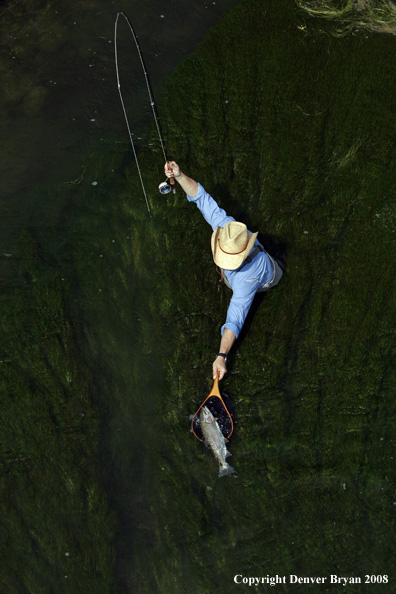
[164,161,181,179]
[164,161,198,197]
[213,356,227,380]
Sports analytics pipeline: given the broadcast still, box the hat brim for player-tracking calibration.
[211,227,258,270]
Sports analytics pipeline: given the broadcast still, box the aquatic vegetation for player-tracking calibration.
[0,224,117,591]
[118,0,396,590]
[296,0,396,34]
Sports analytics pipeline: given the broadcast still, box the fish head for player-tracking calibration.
[200,406,214,424]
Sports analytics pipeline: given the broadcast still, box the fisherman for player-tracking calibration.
[164,161,283,381]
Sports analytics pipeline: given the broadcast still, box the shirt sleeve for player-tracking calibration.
[187,183,234,230]
[221,285,257,339]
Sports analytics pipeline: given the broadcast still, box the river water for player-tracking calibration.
[1,0,237,591]
[2,0,396,593]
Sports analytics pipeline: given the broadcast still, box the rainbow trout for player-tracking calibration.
[200,406,236,477]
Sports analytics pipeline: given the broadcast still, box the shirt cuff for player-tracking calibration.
[187,182,203,202]
[221,322,240,340]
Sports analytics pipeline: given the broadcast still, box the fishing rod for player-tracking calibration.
[114,11,176,213]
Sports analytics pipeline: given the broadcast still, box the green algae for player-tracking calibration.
[110,0,396,591]
[0,225,117,591]
[296,0,396,35]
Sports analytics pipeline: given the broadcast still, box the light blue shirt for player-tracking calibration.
[187,183,274,339]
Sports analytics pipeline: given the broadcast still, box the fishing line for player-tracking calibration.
[114,12,175,213]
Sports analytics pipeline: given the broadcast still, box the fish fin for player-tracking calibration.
[225,450,232,458]
[218,464,237,478]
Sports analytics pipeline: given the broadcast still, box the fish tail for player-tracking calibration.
[218,464,236,478]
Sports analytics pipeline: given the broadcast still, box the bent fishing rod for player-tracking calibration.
[114,11,176,214]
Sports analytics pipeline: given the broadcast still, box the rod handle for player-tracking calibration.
[166,161,177,194]
[169,174,176,194]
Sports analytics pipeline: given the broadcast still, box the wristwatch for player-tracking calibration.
[217,352,228,362]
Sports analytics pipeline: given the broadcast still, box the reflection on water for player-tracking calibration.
[2,0,396,592]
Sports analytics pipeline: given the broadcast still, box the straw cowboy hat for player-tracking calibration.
[211,222,258,270]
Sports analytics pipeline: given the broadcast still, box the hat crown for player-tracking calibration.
[219,222,249,255]
[211,221,258,271]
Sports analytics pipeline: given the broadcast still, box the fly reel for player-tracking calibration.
[158,179,176,195]
[158,180,172,194]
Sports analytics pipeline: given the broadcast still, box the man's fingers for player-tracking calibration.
[212,362,227,380]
